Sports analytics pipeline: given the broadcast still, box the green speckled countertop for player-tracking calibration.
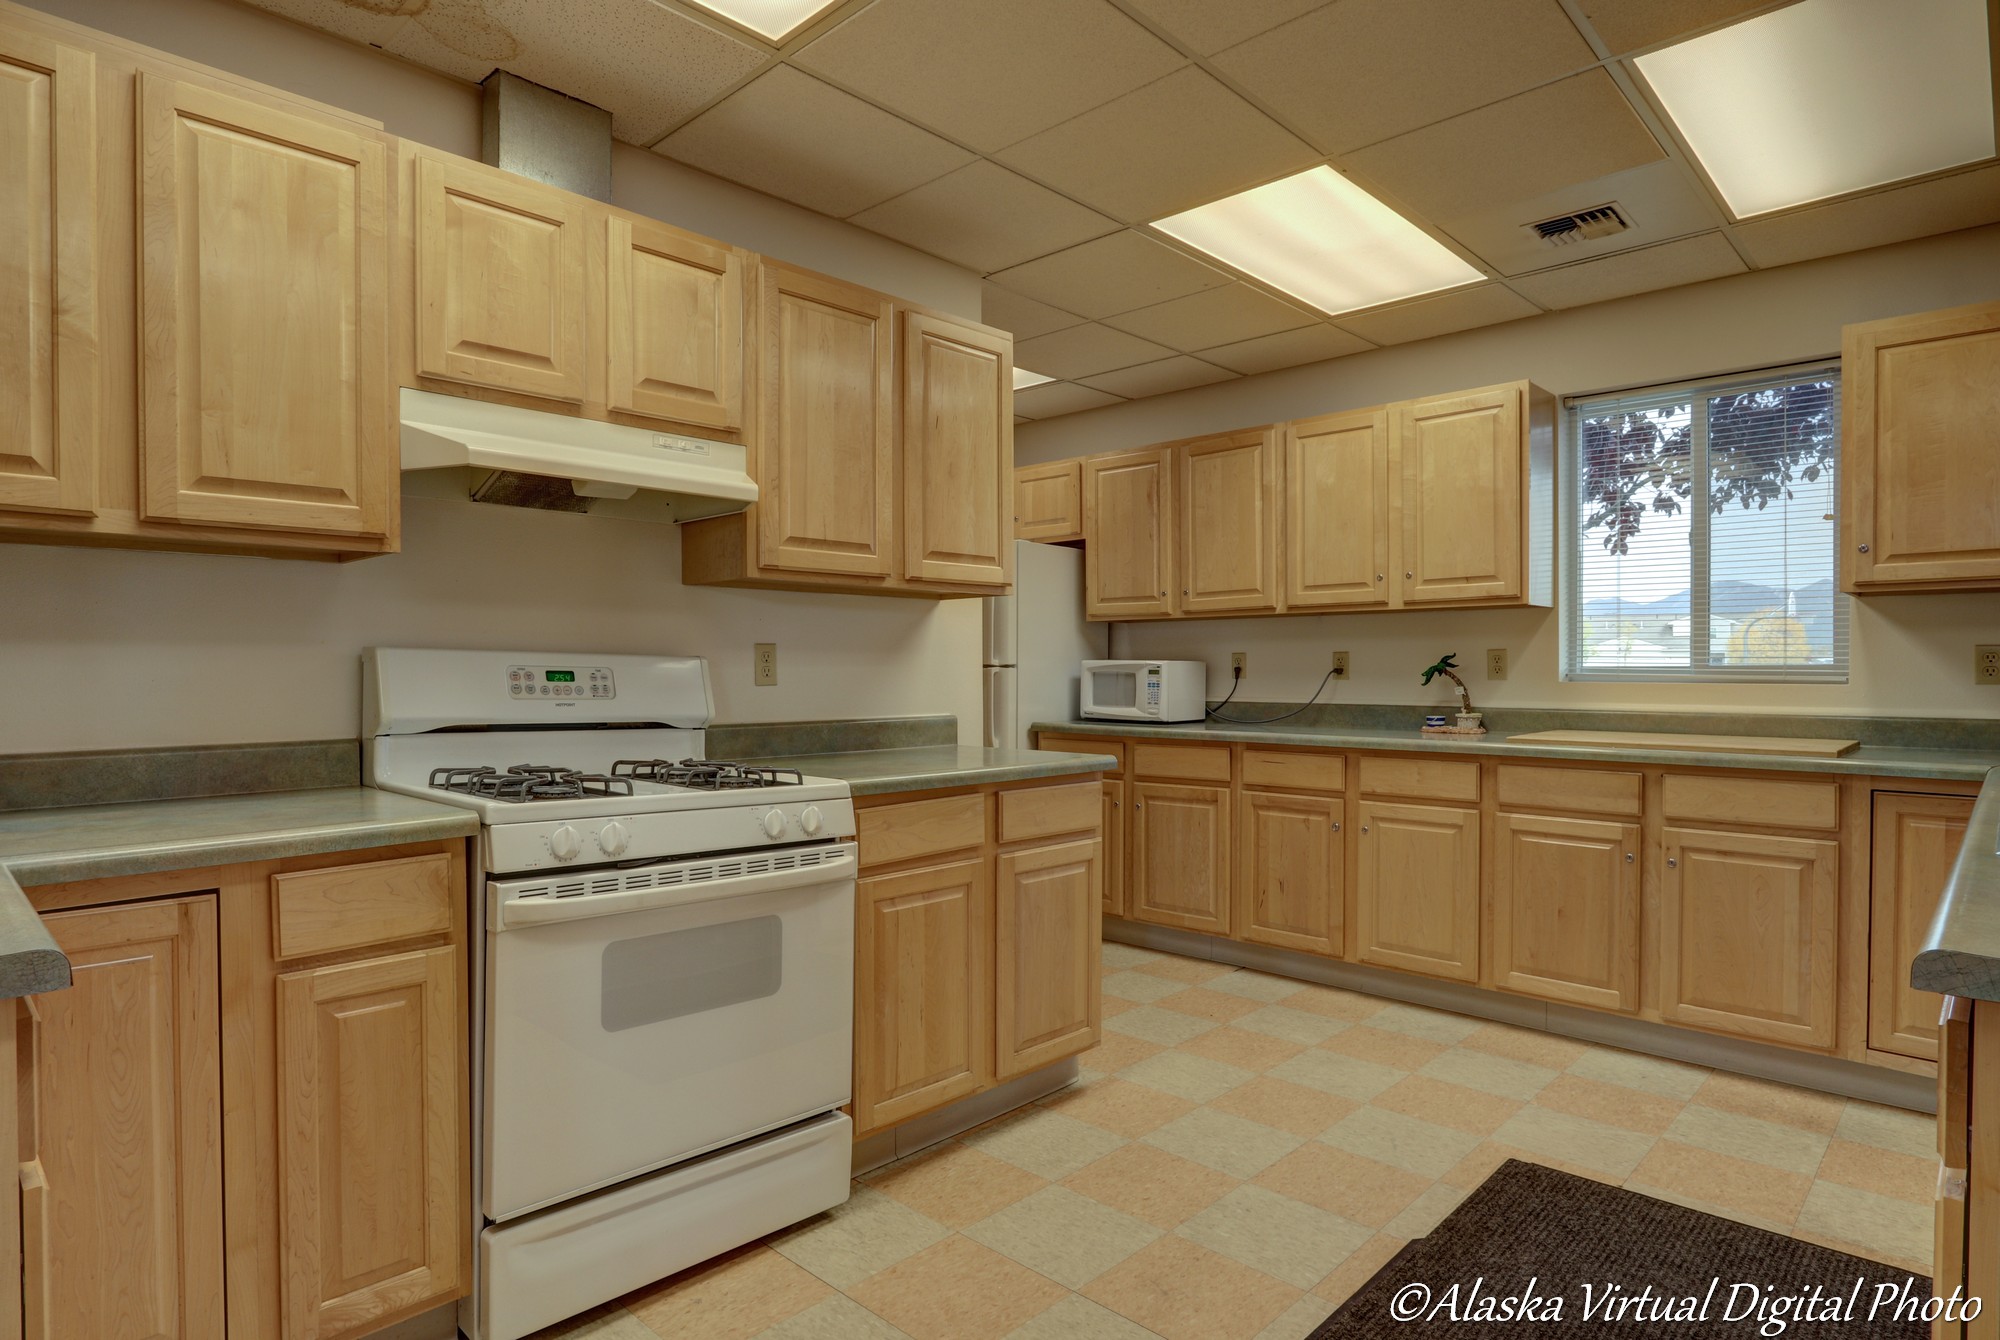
[1915,769,2000,1002]
[748,746,1118,796]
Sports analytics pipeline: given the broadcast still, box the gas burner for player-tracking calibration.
[429,764,636,804]
[611,758,806,791]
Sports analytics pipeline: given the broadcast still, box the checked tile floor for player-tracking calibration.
[526,943,1937,1340]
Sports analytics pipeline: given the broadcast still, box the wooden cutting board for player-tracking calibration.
[1507,730,1860,758]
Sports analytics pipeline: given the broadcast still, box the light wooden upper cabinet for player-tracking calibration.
[1355,800,1478,982]
[138,74,393,537]
[903,311,1012,587]
[1285,408,1389,610]
[1180,427,1279,614]
[1843,301,2000,591]
[1396,384,1525,605]
[994,836,1100,1080]
[0,25,96,518]
[1870,792,1974,1060]
[1235,789,1343,957]
[1491,813,1639,1013]
[413,152,589,403]
[605,215,744,430]
[1128,781,1230,934]
[1083,447,1174,619]
[1016,459,1083,543]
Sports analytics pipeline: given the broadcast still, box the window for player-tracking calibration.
[1564,362,1846,682]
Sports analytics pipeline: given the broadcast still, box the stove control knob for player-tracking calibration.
[762,810,787,840]
[599,821,631,857]
[800,806,823,836]
[549,825,582,862]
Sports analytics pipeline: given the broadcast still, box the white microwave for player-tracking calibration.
[1079,660,1207,723]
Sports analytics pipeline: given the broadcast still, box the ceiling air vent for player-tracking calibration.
[1526,203,1632,247]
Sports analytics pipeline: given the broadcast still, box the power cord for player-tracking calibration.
[1206,662,1343,725]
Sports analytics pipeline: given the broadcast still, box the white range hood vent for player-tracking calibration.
[399,387,756,520]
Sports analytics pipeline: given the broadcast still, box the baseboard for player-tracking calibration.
[850,1059,1082,1176]
[1106,918,1935,1114]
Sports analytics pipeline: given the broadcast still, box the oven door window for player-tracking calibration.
[601,915,782,1032]
[1092,670,1138,709]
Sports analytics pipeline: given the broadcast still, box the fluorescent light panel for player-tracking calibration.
[1152,167,1483,318]
[1012,368,1056,390]
[685,0,841,41]
[1635,0,1995,218]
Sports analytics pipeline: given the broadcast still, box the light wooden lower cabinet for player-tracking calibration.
[1871,792,1976,1060]
[994,838,1101,1080]
[1490,812,1640,1013]
[1235,790,1342,957]
[1101,780,1126,919]
[1129,781,1231,935]
[1355,800,1479,982]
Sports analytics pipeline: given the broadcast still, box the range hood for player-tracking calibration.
[399,387,756,519]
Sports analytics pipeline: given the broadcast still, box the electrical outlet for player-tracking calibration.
[754,643,777,687]
[1487,648,1509,680]
[1978,645,2000,686]
[1329,651,1349,679]
[1231,652,1247,676]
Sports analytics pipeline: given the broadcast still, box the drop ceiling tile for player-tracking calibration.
[1014,323,1178,379]
[656,66,971,216]
[1104,283,1316,350]
[1195,323,1373,374]
[994,68,1318,223]
[1343,70,1666,223]
[988,231,1231,320]
[1336,284,1541,345]
[848,161,1120,273]
[1731,164,2000,268]
[793,0,1183,153]
[1578,0,1792,54]
[237,0,411,46]
[1508,231,1746,308]
[1120,0,1333,55]
[983,284,1087,341]
[1079,356,1239,397]
[1440,159,1723,277]
[1014,381,1129,418]
[1212,0,1596,154]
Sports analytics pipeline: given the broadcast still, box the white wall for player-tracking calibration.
[1020,225,2000,720]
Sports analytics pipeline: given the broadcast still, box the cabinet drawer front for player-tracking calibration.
[1358,756,1479,803]
[998,782,1100,845]
[1241,749,1344,793]
[1495,764,1641,816]
[858,794,986,867]
[274,852,455,959]
[1037,734,1125,775]
[1131,741,1231,783]
[1662,774,1838,831]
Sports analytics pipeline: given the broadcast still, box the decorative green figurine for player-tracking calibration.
[1420,653,1474,716]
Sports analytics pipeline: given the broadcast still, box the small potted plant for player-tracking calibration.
[1420,654,1484,733]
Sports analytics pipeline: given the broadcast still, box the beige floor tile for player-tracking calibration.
[1205,970,1309,1003]
[1689,1071,1847,1135]
[963,1184,1162,1289]
[1255,1294,1336,1340]
[1380,1180,1470,1239]
[1371,1074,1522,1137]
[526,1304,657,1339]
[1663,1103,1828,1176]
[1209,1075,1360,1138]
[1101,996,1138,1018]
[1488,1105,1656,1179]
[1176,1184,1375,1289]
[1565,1047,1710,1100]
[1312,1232,1408,1307]
[1132,957,1236,985]
[1118,1049,1257,1103]
[1253,1142,1433,1228]
[1232,1004,1354,1046]
[1155,986,1269,1023]
[1459,1023,1591,1070]
[1317,1024,1447,1070]
[1366,1003,1482,1045]
[1102,969,1188,1003]
[849,1236,1069,1340]
[1146,1106,1306,1179]
[1417,1048,1558,1103]
[1279,986,1386,1022]
[1100,943,1166,969]
[1266,1048,1403,1102]
[1835,1101,1937,1159]
[1078,1030,1166,1075]
[1627,1139,1813,1226]
[1105,1004,1224,1047]
[1180,1025,1307,1073]
[1815,1138,1935,1205]
[1036,1075,1195,1138]
[754,1294,917,1339]
[1440,1141,1619,1190]
[1795,1180,1934,1271]
[625,1243,832,1339]
[961,1109,1128,1180]
[1623,1180,1795,1237]
[1533,1073,1685,1136]
[1320,1105,1483,1178]
[1063,1140,1240,1229]
[863,1141,1048,1229]
[1002,1294,1158,1340]
[770,1188,952,1291]
[1082,1235,1303,1340]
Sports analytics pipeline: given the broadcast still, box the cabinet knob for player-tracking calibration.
[1667,856,1677,868]
[1183,588,1190,596]
[1331,821,1341,832]
[1360,825,1369,835]
[1159,590,1167,598]
[1376,573,1384,582]
[1405,570,1413,579]
[1625,852,1634,863]
[1135,800,1144,809]
[1857,543,1870,553]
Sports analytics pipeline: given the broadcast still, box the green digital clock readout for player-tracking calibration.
[544,670,577,683]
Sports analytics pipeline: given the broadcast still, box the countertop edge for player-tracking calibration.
[0,865,68,999]
[840,754,1117,797]
[1914,767,2000,1001]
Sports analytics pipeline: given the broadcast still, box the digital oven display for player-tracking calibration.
[544,670,576,683]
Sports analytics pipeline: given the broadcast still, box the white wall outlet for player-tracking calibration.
[1329,651,1349,679]
[1231,652,1247,676]
[1977,645,2000,686]
[1487,648,1509,680]
[754,643,777,687]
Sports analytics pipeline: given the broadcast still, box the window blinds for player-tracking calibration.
[1564,361,1846,682]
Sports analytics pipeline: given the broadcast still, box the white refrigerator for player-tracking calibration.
[983,541,1106,749]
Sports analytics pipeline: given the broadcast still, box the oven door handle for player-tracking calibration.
[496,850,854,928]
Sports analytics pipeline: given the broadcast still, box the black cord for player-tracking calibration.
[1206,664,1342,725]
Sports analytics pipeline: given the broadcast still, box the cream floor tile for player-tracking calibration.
[1102,996,1139,1019]
[1204,970,1309,1002]
[1035,1075,1195,1138]
[1145,1106,1307,1179]
[1100,943,1166,970]
[1082,1235,1302,1340]
[1565,1047,1711,1100]
[1105,1004,1225,1047]
[1439,1140,1620,1191]
[626,1243,832,1338]
[1416,1048,1558,1102]
[1063,1140,1240,1229]
[1312,1233,1409,1307]
[1278,986,1386,1022]
[1175,1184,1375,1289]
[1002,1294,1159,1340]
[1620,1179,1796,1237]
[1795,1181,1934,1270]
[1380,1180,1471,1240]
[1835,1101,1937,1159]
[1815,1138,1936,1205]
[1690,1070,1847,1135]
[1118,1049,1257,1103]
[1180,1024,1307,1073]
[1232,1003,1355,1046]
[862,1141,1048,1228]
[1209,1075,1360,1138]
[754,1295,917,1339]
[532,1306,657,1339]
[1459,1023,1591,1071]
[1078,1030,1166,1076]
[1626,1139,1813,1228]
[961,1109,1129,1181]
[1266,1048,1403,1102]
[963,1185,1163,1289]
[1255,1294,1336,1340]
[1155,986,1269,1023]
[1488,1105,1656,1179]
[1663,1103,1829,1176]
[1317,1024,1447,1071]
[1533,1073,1685,1136]
[1372,1074,1522,1137]
[1366,1003,1483,1045]
[770,1188,952,1291]
[1320,1105,1483,1178]
[1102,969,1190,1003]
[847,1236,1069,1340]
[1254,1142,1434,1228]
[1132,956,1236,985]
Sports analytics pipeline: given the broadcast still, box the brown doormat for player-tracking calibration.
[1313,1161,1946,1337]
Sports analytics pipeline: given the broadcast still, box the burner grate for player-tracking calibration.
[611,757,806,791]
[428,764,636,803]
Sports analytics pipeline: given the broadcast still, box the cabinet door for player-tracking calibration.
[413,152,589,402]
[1871,793,1975,1059]
[995,838,1101,1080]
[1236,790,1342,957]
[1355,801,1478,982]
[606,215,743,429]
[1016,459,1082,542]
[139,74,392,536]
[278,946,463,1338]
[0,26,96,517]
[1491,813,1639,1012]
[854,857,990,1132]
[1083,448,1173,619]
[1284,409,1389,609]
[1180,428,1279,613]
[903,311,1012,587]
[1129,782,1229,934]
[757,264,895,577]
[1395,384,1522,604]
[1844,302,2000,588]
[1101,779,1127,919]
[1661,826,1838,1048]
[34,897,223,1339]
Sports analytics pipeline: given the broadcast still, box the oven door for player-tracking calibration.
[482,844,855,1221]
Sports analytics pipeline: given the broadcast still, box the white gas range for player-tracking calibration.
[363,648,856,1340]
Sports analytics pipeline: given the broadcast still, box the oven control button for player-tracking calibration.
[761,810,787,840]
[549,825,582,861]
[800,805,823,836]
[598,820,631,857]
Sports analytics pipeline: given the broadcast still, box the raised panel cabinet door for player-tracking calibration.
[413,152,588,402]
[1354,800,1478,982]
[1870,792,1975,1059]
[903,311,1013,586]
[1394,384,1523,604]
[1180,428,1280,613]
[853,857,991,1133]
[0,26,96,516]
[139,74,393,536]
[1101,780,1127,918]
[1083,448,1173,619]
[1236,790,1343,957]
[995,837,1101,1079]
[1491,813,1640,1012]
[1844,302,2000,588]
[606,215,743,429]
[757,263,895,577]
[1660,826,1839,1049]
[278,946,463,1338]
[34,896,223,1339]
[1129,782,1230,934]
[1284,409,1389,609]
[1015,459,1082,542]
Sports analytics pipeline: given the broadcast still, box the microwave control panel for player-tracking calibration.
[508,664,617,700]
